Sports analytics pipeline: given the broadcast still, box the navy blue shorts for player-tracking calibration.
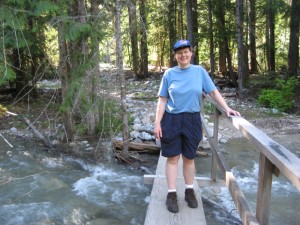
[160,112,202,159]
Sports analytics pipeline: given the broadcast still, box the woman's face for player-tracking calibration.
[175,48,192,68]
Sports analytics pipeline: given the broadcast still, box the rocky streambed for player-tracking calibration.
[1,78,300,159]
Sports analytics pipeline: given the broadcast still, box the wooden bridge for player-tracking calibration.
[144,94,300,225]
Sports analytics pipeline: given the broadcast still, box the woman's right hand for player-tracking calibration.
[153,122,162,141]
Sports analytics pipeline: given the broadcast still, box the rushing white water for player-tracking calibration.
[196,135,300,225]
[1,134,299,225]
[0,137,151,225]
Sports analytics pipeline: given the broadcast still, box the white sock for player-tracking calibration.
[185,184,193,189]
[168,189,176,193]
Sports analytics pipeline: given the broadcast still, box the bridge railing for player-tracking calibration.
[201,94,300,225]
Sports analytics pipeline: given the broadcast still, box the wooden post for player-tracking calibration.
[211,107,220,181]
[256,152,273,225]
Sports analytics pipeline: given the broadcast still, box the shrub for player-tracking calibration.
[258,78,298,112]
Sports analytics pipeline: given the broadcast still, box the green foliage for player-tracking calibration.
[34,1,59,16]
[96,98,123,137]
[203,102,214,115]
[65,22,92,41]
[258,78,298,112]
[0,60,16,86]
[72,96,127,137]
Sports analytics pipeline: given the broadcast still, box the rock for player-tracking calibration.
[133,138,143,143]
[10,127,17,133]
[198,141,210,150]
[142,125,154,133]
[69,142,78,147]
[219,138,228,144]
[142,116,152,125]
[130,131,140,139]
[204,114,210,119]
[132,124,142,131]
[80,140,89,146]
[51,140,60,146]
[133,118,141,124]
[138,132,153,141]
[56,124,63,129]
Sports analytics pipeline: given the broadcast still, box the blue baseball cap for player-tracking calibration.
[173,40,191,50]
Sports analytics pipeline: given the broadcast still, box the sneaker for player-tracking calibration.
[185,188,198,208]
[166,192,179,213]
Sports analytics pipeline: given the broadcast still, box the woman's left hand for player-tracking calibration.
[226,108,241,117]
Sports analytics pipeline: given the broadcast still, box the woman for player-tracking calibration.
[153,40,240,213]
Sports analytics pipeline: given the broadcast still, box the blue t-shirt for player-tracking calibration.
[158,64,216,114]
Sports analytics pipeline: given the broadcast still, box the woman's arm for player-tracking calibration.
[208,89,240,117]
[153,96,168,140]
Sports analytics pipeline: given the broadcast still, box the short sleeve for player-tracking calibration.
[202,69,216,94]
[157,73,169,98]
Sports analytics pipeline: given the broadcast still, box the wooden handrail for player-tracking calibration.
[202,94,300,225]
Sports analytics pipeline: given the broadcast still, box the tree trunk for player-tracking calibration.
[225,40,237,87]
[186,0,199,65]
[116,0,129,155]
[218,42,227,74]
[13,49,26,97]
[139,0,148,78]
[215,0,237,87]
[268,0,276,72]
[186,0,194,63]
[216,0,227,75]
[28,18,38,97]
[178,0,184,38]
[192,0,199,65]
[288,0,300,76]
[265,11,270,71]
[128,0,139,79]
[168,0,177,67]
[236,0,248,97]
[249,0,257,74]
[57,22,74,141]
[78,0,96,135]
[69,1,82,112]
[87,0,101,135]
[208,0,215,79]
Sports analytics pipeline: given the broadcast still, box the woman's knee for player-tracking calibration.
[167,155,180,164]
[182,156,194,165]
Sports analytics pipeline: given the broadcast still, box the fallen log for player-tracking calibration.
[222,92,237,97]
[196,150,209,157]
[112,140,160,154]
[23,117,53,148]
[114,151,145,164]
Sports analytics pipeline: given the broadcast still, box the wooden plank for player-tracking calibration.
[201,114,230,175]
[144,155,207,225]
[231,116,300,191]
[201,113,259,225]
[226,171,260,225]
[256,153,273,225]
[211,107,220,181]
[205,93,300,189]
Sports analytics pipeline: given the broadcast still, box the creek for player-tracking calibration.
[0,133,299,225]
[0,136,151,225]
